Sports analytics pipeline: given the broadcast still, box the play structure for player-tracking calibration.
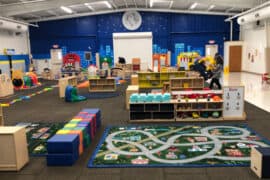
[62,53,81,76]
[177,52,200,70]
[12,70,41,90]
[88,125,270,168]
[65,85,86,102]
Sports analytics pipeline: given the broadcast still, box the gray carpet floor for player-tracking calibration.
[0,79,269,180]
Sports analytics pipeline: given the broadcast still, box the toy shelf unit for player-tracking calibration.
[0,126,29,171]
[59,76,77,98]
[129,102,175,122]
[89,78,116,92]
[169,77,204,91]
[128,86,246,122]
[138,71,186,89]
[173,99,224,122]
[0,106,3,126]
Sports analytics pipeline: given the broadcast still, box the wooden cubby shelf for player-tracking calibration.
[129,102,175,122]
[138,71,186,89]
[89,78,116,92]
[169,77,204,91]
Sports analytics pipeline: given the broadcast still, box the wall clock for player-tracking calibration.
[122,11,142,30]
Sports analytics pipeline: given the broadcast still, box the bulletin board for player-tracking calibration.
[113,32,153,70]
[223,86,246,120]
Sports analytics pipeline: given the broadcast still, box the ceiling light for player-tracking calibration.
[189,2,198,10]
[208,4,215,11]
[84,3,95,11]
[169,1,174,8]
[60,6,73,14]
[150,0,154,7]
[84,1,112,9]
[103,1,112,8]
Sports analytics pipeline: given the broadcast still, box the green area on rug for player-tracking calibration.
[16,122,65,156]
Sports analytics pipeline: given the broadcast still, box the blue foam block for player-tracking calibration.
[47,153,78,166]
[47,134,79,154]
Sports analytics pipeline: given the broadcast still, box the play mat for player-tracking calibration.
[88,125,270,168]
[16,122,65,156]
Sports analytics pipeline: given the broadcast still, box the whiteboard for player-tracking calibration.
[113,32,153,70]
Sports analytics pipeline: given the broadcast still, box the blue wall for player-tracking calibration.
[30,12,239,67]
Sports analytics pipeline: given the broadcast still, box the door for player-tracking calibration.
[229,46,242,72]
[205,44,218,58]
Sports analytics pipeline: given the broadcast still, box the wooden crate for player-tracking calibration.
[126,85,139,110]
[58,76,77,98]
[250,147,270,178]
[0,126,29,171]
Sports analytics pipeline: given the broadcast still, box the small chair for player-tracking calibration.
[262,73,270,84]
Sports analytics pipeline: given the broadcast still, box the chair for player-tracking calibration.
[262,73,270,84]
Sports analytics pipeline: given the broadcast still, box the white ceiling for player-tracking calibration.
[0,0,269,22]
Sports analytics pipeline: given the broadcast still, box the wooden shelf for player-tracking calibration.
[175,117,224,122]
[128,87,246,122]
[0,127,29,171]
[169,77,204,92]
[129,119,175,123]
[89,78,116,92]
[176,108,223,112]
[58,76,77,98]
[138,71,186,89]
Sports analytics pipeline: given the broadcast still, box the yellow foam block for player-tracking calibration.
[0,103,10,107]
[56,130,70,134]
[64,124,77,128]
[71,118,82,121]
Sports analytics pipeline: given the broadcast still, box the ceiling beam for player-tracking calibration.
[28,7,236,23]
[0,0,97,16]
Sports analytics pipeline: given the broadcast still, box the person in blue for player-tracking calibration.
[209,53,223,89]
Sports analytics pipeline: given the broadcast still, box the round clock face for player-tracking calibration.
[122,11,142,30]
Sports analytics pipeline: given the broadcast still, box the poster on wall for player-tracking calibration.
[223,86,245,118]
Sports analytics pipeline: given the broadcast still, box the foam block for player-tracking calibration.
[47,134,79,154]
[47,153,78,166]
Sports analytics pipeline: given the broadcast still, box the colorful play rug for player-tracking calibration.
[88,125,270,168]
[16,122,65,156]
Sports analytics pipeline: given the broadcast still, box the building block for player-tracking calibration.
[47,153,78,166]
[47,134,79,154]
